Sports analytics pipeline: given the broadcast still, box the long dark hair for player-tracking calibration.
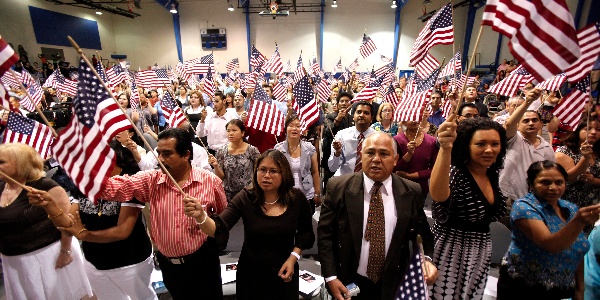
[451,117,507,172]
[562,120,599,152]
[250,149,296,207]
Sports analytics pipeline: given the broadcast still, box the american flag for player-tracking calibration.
[482,0,580,82]
[360,33,378,59]
[310,57,324,78]
[51,58,132,203]
[536,73,567,91]
[565,22,600,84]
[226,58,240,73]
[264,46,285,76]
[394,243,428,300]
[409,3,454,66]
[1,71,21,89]
[176,61,191,81]
[415,53,440,78]
[416,67,440,93]
[402,75,417,100]
[375,63,394,79]
[250,46,267,68]
[106,64,128,85]
[348,58,359,72]
[285,59,293,73]
[438,51,461,79]
[353,75,385,103]
[0,38,18,77]
[136,69,171,87]
[488,65,533,96]
[161,91,187,128]
[0,83,9,109]
[551,76,590,128]
[333,58,342,73]
[42,69,58,88]
[22,80,43,112]
[381,54,393,63]
[203,71,216,97]
[194,53,215,74]
[316,79,332,103]
[129,77,140,112]
[394,89,430,122]
[292,55,305,86]
[441,98,454,118]
[3,112,54,158]
[246,81,284,135]
[54,71,78,96]
[95,61,115,96]
[383,84,401,108]
[292,75,319,131]
[272,80,287,102]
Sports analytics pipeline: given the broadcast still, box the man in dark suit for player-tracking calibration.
[318,132,437,300]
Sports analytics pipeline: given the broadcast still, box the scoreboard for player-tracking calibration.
[201,29,227,50]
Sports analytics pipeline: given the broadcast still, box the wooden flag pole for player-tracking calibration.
[163,85,211,152]
[452,25,484,117]
[67,36,186,196]
[7,69,58,138]
[0,170,31,191]
[417,234,429,277]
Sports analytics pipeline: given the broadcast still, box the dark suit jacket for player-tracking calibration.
[317,172,434,300]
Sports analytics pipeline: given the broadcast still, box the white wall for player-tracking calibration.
[0,0,118,67]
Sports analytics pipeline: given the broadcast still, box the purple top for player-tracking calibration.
[394,132,439,197]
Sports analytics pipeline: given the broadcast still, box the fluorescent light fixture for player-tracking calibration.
[96,11,103,15]
[228,4,234,11]
[391,1,397,8]
[169,4,177,14]
[331,0,337,8]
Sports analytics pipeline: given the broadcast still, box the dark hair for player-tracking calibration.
[337,91,353,102]
[251,149,296,207]
[109,140,141,175]
[285,114,300,132]
[157,128,193,162]
[526,160,568,188]
[451,117,507,172]
[563,120,600,152]
[226,118,246,133]
[214,91,225,101]
[354,101,373,116]
[457,102,479,116]
[261,83,273,93]
[430,91,443,98]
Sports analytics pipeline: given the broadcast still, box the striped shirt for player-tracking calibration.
[100,168,227,257]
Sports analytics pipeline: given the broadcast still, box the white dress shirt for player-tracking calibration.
[195,108,240,151]
[138,142,211,172]
[328,127,376,176]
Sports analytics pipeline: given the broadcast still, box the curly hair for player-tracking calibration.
[451,118,507,172]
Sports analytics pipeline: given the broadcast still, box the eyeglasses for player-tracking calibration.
[257,167,281,176]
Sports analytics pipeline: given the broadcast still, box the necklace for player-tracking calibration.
[264,197,279,205]
[406,131,423,143]
[288,141,300,153]
[1,187,22,207]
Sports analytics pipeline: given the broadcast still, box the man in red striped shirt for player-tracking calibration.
[99,128,228,299]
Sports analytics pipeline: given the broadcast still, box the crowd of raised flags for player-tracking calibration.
[1,0,600,294]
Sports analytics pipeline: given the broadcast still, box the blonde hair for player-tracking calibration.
[0,143,45,182]
[376,102,395,122]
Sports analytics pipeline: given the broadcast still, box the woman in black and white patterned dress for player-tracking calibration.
[429,117,508,299]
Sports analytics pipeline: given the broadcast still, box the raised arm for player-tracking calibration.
[429,120,456,202]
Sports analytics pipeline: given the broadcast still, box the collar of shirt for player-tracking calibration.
[156,167,202,187]
[363,173,393,197]
[351,126,374,139]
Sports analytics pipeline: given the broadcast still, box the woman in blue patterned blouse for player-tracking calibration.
[497,160,600,299]
[370,102,398,137]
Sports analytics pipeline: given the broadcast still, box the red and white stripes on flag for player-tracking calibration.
[246,82,285,136]
[551,76,590,128]
[203,71,216,97]
[316,79,332,103]
[409,3,454,66]
[375,63,394,79]
[0,38,18,77]
[487,65,533,96]
[51,59,132,203]
[565,22,600,84]
[438,51,461,79]
[264,47,285,77]
[441,98,454,118]
[360,34,378,59]
[348,58,359,72]
[250,46,267,68]
[482,0,580,82]
[292,75,320,131]
[414,53,440,78]
[272,81,287,102]
[55,72,78,96]
[3,112,54,158]
[353,76,385,103]
[536,73,567,91]
[160,91,187,129]
[136,69,171,88]
[383,84,401,108]
[394,89,431,122]
[226,58,240,73]
[106,64,129,86]
[176,61,191,81]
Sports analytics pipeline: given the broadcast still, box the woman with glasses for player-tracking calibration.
[274,115,321,213]
[209,119,259,202]
[371,102,398,137]
[184,149,315,300]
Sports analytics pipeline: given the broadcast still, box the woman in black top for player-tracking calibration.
[58,140,155,300]
[184,149,315,299]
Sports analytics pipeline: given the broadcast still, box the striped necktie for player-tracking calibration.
[354,132,365,172]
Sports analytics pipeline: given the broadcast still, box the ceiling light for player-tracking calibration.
[391,1,397,8]
[331,0,337,8]
[96,11,103,15]
[228,4,234,11]
[169,4,177,14]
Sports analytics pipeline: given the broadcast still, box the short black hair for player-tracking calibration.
[354,101,373,116]
[526,160,568,188]
[337,91,353,102]
[214,91,225,101]
[457,102,479,116]
[157,128,193,162]
[451,117,507,172]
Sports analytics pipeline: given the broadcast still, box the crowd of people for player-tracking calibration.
[1,54,600,300]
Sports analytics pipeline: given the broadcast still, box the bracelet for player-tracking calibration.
[76,228,88,237]
[423,255,433,263]
[48,209,64,219]
[196,213,208,225]
[60,249,72,255]
[290,252,300,260]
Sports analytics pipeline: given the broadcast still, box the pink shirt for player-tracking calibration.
[100,168,227,257]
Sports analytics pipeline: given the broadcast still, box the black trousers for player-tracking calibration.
[156,239,223,300]
[352,274,382,300]
[497,265,573,300]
